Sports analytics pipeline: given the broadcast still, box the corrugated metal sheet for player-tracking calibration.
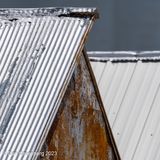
[89,51,160,160]
[0,8,97,160]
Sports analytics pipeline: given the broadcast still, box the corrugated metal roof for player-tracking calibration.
[89,51,160,160]
[0,8,97,160]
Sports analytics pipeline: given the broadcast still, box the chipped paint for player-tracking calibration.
[0,57,19,101]
[0,53,41,143]
[40,55,116,160]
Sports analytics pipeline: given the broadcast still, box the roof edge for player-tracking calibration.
[0,7,99,19]
[83,49,121,159]
[88,51,160,63]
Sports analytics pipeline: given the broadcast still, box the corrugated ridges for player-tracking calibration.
[0,8,95,160]
[88,51,160,62]
[90,51,160,160]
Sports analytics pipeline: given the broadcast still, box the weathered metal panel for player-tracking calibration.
[41,54,117,160]
[89,51,160,160]
[0,8,97,160]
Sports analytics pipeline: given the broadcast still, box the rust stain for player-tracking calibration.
[39,55,116,160]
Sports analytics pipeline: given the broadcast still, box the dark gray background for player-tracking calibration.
[1,0,160,51]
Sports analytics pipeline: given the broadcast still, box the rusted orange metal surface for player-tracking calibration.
[40,55,117,160]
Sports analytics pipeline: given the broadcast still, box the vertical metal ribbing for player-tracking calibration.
[0,22,29,138]
[0,9,94,159]
[0,17,65,160]
[4,18,57,159]
[0,22,31,123]
[0,25,11,65]
[0,17,49,158]
[30,20,87,160]
[15,19,78,160]
[32,20,92,160]
[0,18,39,138]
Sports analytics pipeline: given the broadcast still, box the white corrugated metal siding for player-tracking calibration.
[89,51,160,160]
[0,8,97,160]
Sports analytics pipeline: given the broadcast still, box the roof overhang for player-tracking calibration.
[88,51,160,63]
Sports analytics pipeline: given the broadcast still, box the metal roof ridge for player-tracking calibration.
[0,7,99,19]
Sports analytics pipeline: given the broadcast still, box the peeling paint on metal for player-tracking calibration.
[41,55,116,160]
[0,57,18,101]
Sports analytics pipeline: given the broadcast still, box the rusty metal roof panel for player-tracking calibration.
[89,51,160,160]
[0,8,97,160]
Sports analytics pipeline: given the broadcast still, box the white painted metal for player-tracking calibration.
[89,51,160,160]
[0,8,96,160]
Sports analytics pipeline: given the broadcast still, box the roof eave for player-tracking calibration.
[88,51,160,63]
